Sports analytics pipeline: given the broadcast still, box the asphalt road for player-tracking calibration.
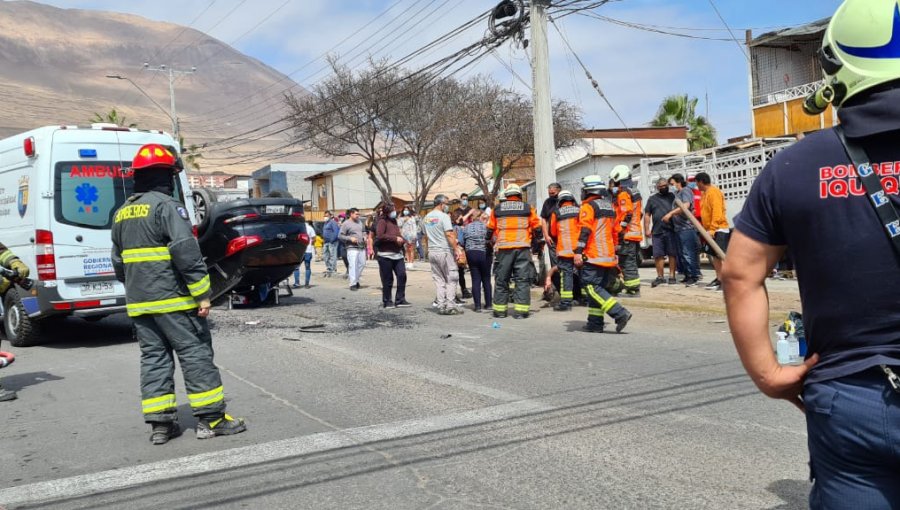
[0,262,810,509]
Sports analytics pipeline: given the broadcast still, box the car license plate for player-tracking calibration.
[80,281,115,296]
[266,205,286,214]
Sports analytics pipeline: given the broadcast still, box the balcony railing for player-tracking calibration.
[752,80,825,108]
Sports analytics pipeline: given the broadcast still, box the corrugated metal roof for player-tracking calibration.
[750,18,830,47]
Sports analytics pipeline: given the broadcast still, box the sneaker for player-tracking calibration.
[454,297,465,305]
[705,279,721,291]
[582,323,605,334]
[292,283,301,289]
[473,307,482,313]
[679,276,689,283]
[432,299,439,308]
[383,301,395,308]
[651,277,665,288]
[149,421,182,445]
[0,388,17,402]
[395,300,412,308]
[461,290,473,299]
[667,278,677,285]
[304,284,311,289]
[684,279,699,288]
[196,414,247,439]
[350,285,359,291]
[615,311,632,333]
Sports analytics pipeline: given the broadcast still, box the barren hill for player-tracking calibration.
[0,0,345,174]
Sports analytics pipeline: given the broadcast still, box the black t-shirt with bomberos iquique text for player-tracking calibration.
[736,88,900,384]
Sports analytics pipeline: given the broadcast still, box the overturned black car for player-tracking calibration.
[193,189,309,306]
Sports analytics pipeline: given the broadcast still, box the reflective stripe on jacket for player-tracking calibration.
[111,191,211,318]
[625,190,644,242]
[579,198,618,268]
[487,199,541,250]
[550,203,580,258]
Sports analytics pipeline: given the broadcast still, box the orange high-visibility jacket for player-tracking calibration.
[614,189,644,243]
[487,198,541,250]
[549,202,581,259]
[577,196,618,268]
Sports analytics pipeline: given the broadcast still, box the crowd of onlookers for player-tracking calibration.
[295,172,773,311]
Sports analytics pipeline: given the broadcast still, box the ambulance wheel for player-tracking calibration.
[3,289,41,347]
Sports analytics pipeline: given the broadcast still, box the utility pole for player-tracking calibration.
[143,63,196,141]
[530,0,556,209]
[530,0,556,266]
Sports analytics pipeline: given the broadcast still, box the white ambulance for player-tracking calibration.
[0,125,196,346]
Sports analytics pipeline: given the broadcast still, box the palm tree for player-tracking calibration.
[90,107,137,128]
[179,136,203,171]
[650,94,718,151]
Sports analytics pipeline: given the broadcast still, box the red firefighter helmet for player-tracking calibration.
[132,144,181,172]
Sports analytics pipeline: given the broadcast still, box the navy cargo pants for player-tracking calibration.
[493,248,532,316]
[581,264,629,329]
[804,367,900,509]
[134,311,227,423]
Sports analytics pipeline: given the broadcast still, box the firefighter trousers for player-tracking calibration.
[493,248,532,315]
[582,264,629,328]
[134,311,227,423]
[558,256,576,305]
[619,241,641,292]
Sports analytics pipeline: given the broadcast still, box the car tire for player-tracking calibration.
[3,289,42,347]
[192,188,217,233]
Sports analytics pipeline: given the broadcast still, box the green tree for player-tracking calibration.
[650,94,717,151]
[90,107,136,128]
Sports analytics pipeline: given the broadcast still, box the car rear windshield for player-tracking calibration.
[54,161,185,229]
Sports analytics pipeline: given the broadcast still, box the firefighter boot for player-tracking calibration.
[149,421,182,445]
[196,414,247,439]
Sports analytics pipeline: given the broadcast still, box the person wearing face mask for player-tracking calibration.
[644,178,678,287]
[398,206,418,267]
[375,205,412,308]
[457,194,472,218]
[425,195,464,314]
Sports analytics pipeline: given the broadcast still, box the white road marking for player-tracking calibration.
[0,399,551,507]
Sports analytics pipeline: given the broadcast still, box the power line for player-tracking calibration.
[706,0,750,61]
[549,16,648,156]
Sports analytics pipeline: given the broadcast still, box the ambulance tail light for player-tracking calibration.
[35,229,57,281]
[24,137,36,158]
[225,235,262,257]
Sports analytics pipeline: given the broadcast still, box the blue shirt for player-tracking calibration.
[736,112,900,383]
[462,221,488,252]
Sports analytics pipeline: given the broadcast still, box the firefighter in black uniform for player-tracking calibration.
[0,244,28,402]
[112,144,246,445]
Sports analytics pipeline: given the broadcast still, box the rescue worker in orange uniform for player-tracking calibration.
[548,190,581,311]
[575,175,633,333]
[112,144,246,445]
[486,185,541,319]
[609,165,643,297]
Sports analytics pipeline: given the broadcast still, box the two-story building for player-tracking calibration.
[749,19,833,138]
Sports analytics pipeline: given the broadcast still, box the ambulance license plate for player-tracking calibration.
[265,205,286,214]
[80,281,115,296]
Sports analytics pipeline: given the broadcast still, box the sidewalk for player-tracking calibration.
[303,257,801,319]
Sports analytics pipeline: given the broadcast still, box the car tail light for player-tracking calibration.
[225,235,263,257]
[224,213,260,224]
[298,233,310,245]
[35,229,57,281]
[24,137,36,158]
[192,225,199,238]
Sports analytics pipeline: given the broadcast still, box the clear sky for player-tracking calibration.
[35,0,844,143]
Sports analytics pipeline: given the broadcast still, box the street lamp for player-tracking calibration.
[105,74,177,137]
